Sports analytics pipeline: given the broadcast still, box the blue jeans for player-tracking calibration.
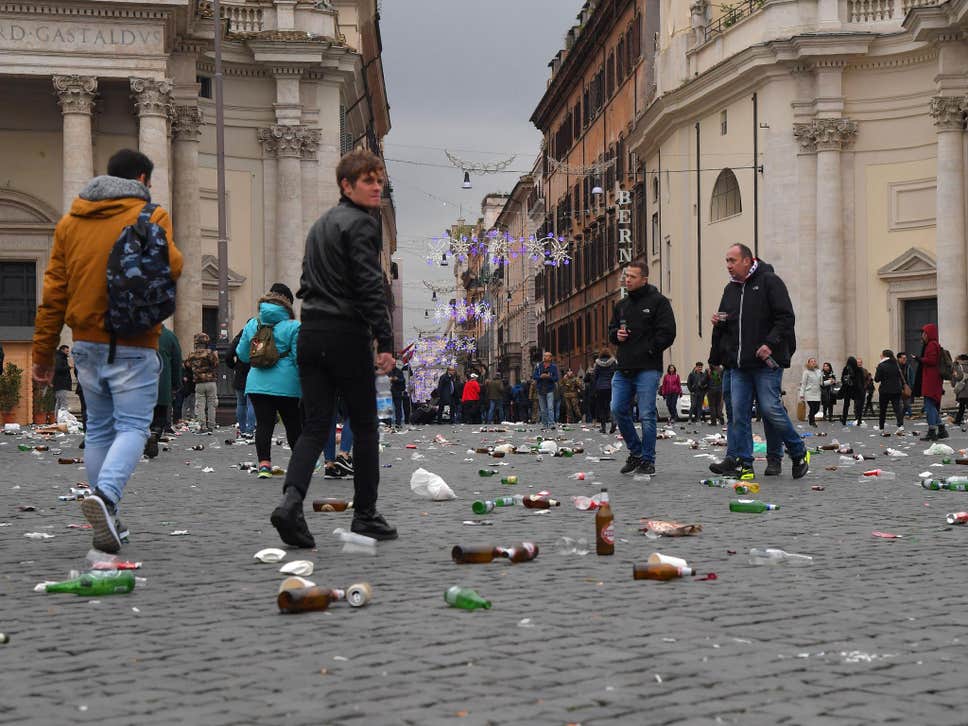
[487,400,505,423]
[324,415,353,461]
[71,341,160,506]
[393,395,404,426]
[924,397,941,427]
[610,369,660,463]
[235,390,255,434]
[723,368,783,461]
[536,390,555,426]
[730,367,805,465]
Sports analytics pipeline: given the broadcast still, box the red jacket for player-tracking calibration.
[462,378,481,402]
[660,374,682,396]
[916,323,943,403]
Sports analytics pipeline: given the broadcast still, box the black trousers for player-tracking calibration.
[594,389,612,425]
[707,390,724,424]
[878,396,903,429]
[689,392,704,422]
[840,392,866,425]
[282,331,380,515]
[807,400,820,425]
[150,404,171,434]
[955,400,968,425]
[821,394,835,422]
[463,400,481,424]
[249,393,302,463]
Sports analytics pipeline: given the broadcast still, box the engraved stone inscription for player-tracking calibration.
[0,19,164,54]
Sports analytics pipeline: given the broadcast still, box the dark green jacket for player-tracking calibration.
[157,326,183,406]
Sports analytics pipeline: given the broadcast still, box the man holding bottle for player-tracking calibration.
[271,150,397,547]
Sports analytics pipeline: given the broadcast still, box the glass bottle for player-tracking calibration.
[920,479,943,490]
[700,478,735,488]
[312,499,352,512]
[472,500,495,514]
[733,482,760,495]
[277,586,337,613]
[500,476,518,485]
[596,487,614,555]
[451,545,500,564]
[748,547,813,566]
[45,570,135,596]
[632,563,695,580]
[519,495,560,509]
[497,542,539,563]
[478,469,496,477]
[444,585,491,610]
[729,499,779,513]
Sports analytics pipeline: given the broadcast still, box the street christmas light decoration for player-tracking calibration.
[427,230,570,268]
[432,299,493,324]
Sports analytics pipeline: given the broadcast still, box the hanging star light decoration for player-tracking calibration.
[425,237,449,266]
[545,236,571,267]
[525,233,552,263]
[446,233,472,262]
[485,230,511,266]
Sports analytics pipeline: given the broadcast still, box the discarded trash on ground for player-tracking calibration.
[444,585,491,610]
[410,468,457,501]
[639,520,702,537]
[748,547,813,565]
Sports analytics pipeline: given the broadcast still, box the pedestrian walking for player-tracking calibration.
[185,333,219,432]
[914,323,947,441]
[609,260,676,477]
[462,373,482,424]
[708,244,808,479]
[839,356,865,426]
[799,357,822,427]
[146,324,181,456]
[53,345,73,414]
[436,367,456,424]
[592,349,617,433]
[529,374,540,423]
[686,361,708,423]
[532,351,559,429]
[453,374,464,423]
[952,355,968,426]
[225,327,255,437]
[173,359,194,425]
[659,365,682,423]
[562,369,583,423]
[389,362,407,426]
[706,364,724,425]
[582,371,595,423]
[516,379,531,424]
[897,351,915,417]
[874,349,905,433]
[820,361,837,422]
[273,149,397,546]
[322,397,354,479]
[484,373,506,424]
[861,359,876,416]
[31,148,182,553]
[236,284,302,479]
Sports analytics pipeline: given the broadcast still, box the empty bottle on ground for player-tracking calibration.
[748,547,813,565]
[729,499,780,513]
[444,585,491,610]
[596,487,614,555]
[46,570,135,596]
[632,563,695,580]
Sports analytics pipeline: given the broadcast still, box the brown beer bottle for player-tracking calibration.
[277,586,337,613]
[595,487,614,555]
[451,545,500,564]
[498,542,539,563]
[520,495,561,509]
[312,498,352,512]
[632,563,696,580]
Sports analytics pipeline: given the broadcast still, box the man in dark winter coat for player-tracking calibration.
[225,328,254,436]
[53,345,73,414]
[686,362,707,423]
[608,260,676,477]
[709,244,809,479]
[436,367,456,424]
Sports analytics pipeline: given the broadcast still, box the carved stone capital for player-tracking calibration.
[172,105,204,140]
[793,118,858,152]
[130,77,174,119]
[53,75,98,115]
[300,128,321,160]
[929,96,967,131]
[258,124,317,158]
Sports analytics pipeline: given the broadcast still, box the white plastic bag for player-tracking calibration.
[57,409,83,434]
[538,440,558,455]
[924,443,955,456]
[409,467,456,501]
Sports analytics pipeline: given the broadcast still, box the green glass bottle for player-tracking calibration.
[444,585,491,610]
[500,476,518,485]
[17,444,31,452]
[472,500,495,514]
[944,481,968,492]
[729,499,779,513]
[478,469,496,477]
[921,479,944,490]
[46,570,135,596]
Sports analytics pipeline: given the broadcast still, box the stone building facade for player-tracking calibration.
[0,0,397,421]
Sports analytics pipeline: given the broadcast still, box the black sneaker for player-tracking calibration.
[115,517,130,543]
[925,428,938,441]
[144,433,159,459]
[636,460,656,476]
[334,454,355,476]
[792,451,810,479]
[709,456,741,476]
[81,491,122,554]
[764,457,782,476]
[620,454,643,475]
[351,511,398,540]
[938,425,950,440]
[738,465,756,480]
[270,492,316,549]
[323,463,343,479]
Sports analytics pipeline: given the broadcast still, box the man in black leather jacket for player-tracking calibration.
[271,149,398,547]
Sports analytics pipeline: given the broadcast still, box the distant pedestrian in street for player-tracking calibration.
[225,327,256,437]
[236,284,302,479]
[897,351,915,417]
[820,361,837,423]
[839,356,865,426]
[484,373,506,424]
[609,260,676,477]
[660,365,682,423]
[173,360,194,425]
[914,323,946,441]
[706,364,724,425]
[874,349,905,433]
[799,357,822,427]
[389,362,407,426]
[562,369,582,423]
[185,332,219,432]
[53,344,73,414]
[322,396,354,480]
[145,324,181,457]
[462,372,482,424]
[32,148,182,553]
[274,149,397,546]
[532,351,559,429]
[686,361,707,423]
[861,358,876,416]
[709,244,808,480]
[436,367,456,424]
[952,354,968,427]
[515,379,531,424]
[593,349,617,433]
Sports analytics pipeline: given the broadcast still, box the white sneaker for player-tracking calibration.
[895,426,904,434]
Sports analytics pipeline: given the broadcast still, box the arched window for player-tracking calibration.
[710,169,742,221]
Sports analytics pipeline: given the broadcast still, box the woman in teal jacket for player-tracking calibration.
[237,283,302,478]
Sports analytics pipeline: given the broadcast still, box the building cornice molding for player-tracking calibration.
[0,3,170,20]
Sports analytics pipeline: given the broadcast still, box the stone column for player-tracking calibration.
[931,96,968,357]
[800,118,857,367]
[792,123,818,362]
[300,128,321,243]
[130,78,174,210]
[172,105,205,353]
[53,75,97,212]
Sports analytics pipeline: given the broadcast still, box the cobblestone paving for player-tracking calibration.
[2,417,968,725]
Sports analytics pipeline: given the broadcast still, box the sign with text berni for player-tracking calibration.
[0,19,164,55]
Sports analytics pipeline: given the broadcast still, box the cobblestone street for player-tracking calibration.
[3,418,968,725]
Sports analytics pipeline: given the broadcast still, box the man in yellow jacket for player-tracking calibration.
[32,149,183,553]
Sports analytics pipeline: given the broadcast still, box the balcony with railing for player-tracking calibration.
[196,1,265,34]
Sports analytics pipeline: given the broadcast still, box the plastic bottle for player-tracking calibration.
[920,479,944,490]
[313,499,352,512]
[375,374,393,424]
[945,512,968,525]
[572,492,605,511]
[729,499,780,513]
[632,563,695,580]
[478,469,496,477]
[452,545,500,564]
[733,482,760,495]
[333,527,377,555]
[748,547,813,566]
[596,487,614,555]
[554,536,589,555]
[45,570,135,596]
[444,585,491,610]
[569,471,592,480]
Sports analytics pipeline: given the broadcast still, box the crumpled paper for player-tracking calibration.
[639,519,703,537]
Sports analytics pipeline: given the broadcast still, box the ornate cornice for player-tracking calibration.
[258,124,317,158]
[0,3,168,20]
[793,118,858,152]
[130,78,174,119]
[172,105,204,140]
[929,95,967,131]
[52,75,97,115]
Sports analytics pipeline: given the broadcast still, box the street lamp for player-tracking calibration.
[462,171,472,190]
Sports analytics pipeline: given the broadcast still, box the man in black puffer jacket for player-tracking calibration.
[607,260,676,477]
[710,244,808,479]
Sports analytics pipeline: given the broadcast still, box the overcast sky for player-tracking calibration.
[380,0,575,344]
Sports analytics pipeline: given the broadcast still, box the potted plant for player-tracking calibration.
[32,379,55,425]
[0,362,24,424]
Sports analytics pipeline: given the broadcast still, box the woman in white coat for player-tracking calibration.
[799,357,823,427]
